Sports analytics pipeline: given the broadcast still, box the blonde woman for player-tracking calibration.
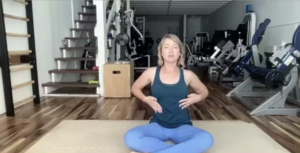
[125,34,214,153]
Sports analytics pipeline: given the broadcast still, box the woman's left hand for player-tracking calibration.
[179,93,201,109]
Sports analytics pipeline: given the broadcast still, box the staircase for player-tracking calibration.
[42,0,102,96]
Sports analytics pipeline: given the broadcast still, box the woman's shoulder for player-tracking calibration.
[182,69,197,80]
[143,67,158,75]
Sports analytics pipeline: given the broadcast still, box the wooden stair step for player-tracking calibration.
[42,82,99,88]
[65,37,97,40]
[49,69,98,74]
[78,12,96,16]
[4,14,29,21]
[82,5,96,9]
[60,47,97,50]
[70,28,94,31]
[75,20,96,23]
[55,57,95,61]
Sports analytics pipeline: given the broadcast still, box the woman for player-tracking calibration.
[124,34,214,153]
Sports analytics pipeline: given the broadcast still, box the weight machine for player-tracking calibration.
[226,20,300,116]
[215,12,259,86]
[113,5,151,70]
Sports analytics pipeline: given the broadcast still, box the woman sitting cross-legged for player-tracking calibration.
[124,34,214,153]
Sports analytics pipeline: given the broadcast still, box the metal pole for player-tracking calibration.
[126,0,130,37]
[0,1,15,116]
[25,0,40,104]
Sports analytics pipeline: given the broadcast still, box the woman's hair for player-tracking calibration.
[157,34,185,68]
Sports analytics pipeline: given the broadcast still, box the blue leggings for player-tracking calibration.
[124,122,214,153]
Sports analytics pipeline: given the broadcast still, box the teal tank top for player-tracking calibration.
[150,66,192,128]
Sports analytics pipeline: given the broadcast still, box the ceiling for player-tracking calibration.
[131,0,232,15]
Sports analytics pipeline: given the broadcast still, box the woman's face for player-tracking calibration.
[161,38,181,64]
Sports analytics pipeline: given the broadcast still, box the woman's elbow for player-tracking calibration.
[202,86,209,99]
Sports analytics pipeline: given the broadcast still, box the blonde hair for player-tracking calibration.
[157,34,185,68]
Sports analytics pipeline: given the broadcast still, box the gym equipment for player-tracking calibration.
[112,7,151,70]
[89,80,99,84]
[116,33,130,46]
[113,5,144,61]
[187,32,235,68]
[230,19,271,77]
[192,32,209,54]
[136,17,145,44]
[216,18,269,87]
[215,24,248,70]
[92,66,98,71]
[226,23,300,116]
[81,32,96,70]
[288,81,300,107]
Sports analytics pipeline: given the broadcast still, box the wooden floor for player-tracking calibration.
[1,71,300,153]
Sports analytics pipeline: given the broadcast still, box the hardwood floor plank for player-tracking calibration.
[189,105,197,120]
[285,116,300,124]
[268,117,300,139]
[134,111,146,120]
[224,106,253,123]
[251,116,298,153]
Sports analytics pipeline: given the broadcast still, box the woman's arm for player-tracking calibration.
[131,68,154,101]
[186,70,209,101]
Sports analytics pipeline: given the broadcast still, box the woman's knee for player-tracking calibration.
[124,129,143,150]
[195,130,214,149]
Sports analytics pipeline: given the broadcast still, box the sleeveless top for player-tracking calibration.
[150,66,192,128]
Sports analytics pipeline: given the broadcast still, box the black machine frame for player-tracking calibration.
[0,0,40,116]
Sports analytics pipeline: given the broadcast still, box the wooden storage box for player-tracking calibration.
[103,62,134,98]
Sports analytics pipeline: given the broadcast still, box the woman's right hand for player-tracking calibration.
[142,96,162,113]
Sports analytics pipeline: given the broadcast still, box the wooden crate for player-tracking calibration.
[103,62,134,98]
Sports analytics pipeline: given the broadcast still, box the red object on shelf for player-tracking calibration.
[93,66,99,71]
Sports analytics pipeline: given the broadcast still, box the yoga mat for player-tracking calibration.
[24,120,290,153]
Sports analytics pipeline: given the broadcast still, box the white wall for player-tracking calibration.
[186,15,202,44]
[71,0,86,27]
[203,1,300,52]
[32,1,56,95]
